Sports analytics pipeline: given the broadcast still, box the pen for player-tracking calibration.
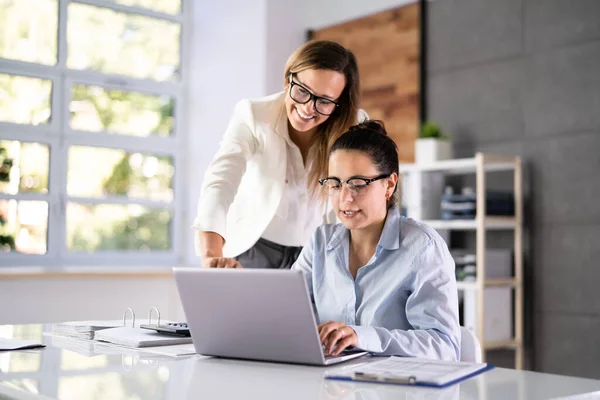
[353,371,417,384]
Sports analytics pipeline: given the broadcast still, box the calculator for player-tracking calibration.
[139,322,191,337]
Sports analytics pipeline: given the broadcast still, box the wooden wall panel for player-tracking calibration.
[311,4,421,162]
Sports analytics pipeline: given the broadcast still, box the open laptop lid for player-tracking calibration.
[174,268,338,365]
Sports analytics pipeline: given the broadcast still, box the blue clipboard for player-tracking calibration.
[326,363,495,388]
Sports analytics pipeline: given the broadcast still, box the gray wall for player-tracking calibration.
[427,0,600,378]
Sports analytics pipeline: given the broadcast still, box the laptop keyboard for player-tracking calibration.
[324,347,364,358]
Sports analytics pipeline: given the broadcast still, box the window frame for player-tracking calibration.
[0,0,189,267]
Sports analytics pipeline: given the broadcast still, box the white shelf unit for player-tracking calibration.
[399,152,524,369]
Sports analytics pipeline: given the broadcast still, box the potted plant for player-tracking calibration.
[415,121,452,164]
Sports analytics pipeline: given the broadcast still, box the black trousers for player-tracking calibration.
[234,237,303,269]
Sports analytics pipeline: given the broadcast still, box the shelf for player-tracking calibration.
[484,339,520,350]
[485,278,520,287]
[399,156,516,175]
[457,279,519,291]
[423,217,516,230]
[399,152,524,368]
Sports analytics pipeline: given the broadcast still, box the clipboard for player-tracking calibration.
[325,356,494,388]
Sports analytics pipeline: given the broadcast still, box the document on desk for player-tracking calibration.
[52,320,124,340]
[325,357,493,388]
[92,341,197,357]
[50,335,94,355]
[94,327,193,348]
[0,338,45,351]
[137,343,198,357]
[47,333,197,357]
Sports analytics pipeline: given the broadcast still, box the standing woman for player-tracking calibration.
[193,40,365,269]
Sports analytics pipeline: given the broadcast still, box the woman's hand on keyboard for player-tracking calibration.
[318,321,358,356]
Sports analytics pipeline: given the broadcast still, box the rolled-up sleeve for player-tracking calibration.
[350,238,461,361]
[192,100,258,241]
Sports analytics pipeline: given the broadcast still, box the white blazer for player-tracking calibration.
[193,91,366,257]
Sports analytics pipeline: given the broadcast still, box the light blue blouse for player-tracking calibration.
[291,206,461,361]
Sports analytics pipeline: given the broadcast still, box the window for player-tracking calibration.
[0,0,187,266]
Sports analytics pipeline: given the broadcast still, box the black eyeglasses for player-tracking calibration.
[318,174,390,196]
[288,74,339,116]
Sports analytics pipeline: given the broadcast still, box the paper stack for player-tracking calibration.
[52,320,124,340]
[94,327,192,348]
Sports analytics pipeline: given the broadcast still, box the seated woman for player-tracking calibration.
[291,120,460,361]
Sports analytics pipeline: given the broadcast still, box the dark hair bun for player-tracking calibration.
[330,118,399,208]
[349,119,387,136]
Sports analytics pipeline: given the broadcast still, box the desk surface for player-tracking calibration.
[1,324,599,400]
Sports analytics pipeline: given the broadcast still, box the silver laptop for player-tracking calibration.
[173,268,368,366]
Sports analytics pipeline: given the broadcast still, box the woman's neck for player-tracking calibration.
[347,212,388,279]
[348,211,388,257]
[288,122,315,161]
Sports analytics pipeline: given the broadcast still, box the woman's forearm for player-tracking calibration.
[196,231,225,260]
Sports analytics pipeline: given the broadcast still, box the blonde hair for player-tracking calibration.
[283,40,360,201]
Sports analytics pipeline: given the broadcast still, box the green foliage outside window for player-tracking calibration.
[0,147,16,250]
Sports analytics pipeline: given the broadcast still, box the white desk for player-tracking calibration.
[1,324,599,400]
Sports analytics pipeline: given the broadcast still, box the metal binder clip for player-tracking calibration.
[383,375,418,384]
[148,306,161,326]
[123,308,136,327]
[353,371,417,384]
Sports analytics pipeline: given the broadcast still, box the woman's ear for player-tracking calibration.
[386,172,399,197]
